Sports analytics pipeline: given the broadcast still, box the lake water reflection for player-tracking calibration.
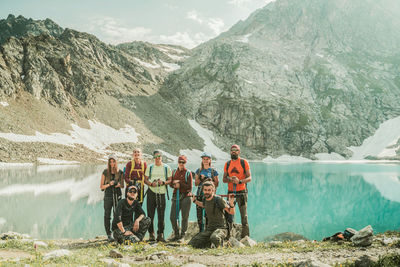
[0,162,399,241]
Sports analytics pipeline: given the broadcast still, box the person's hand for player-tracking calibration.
[231,176,239,184]
[173,180,180,189]
[191,195,196,203]
[151,181,157,187]
[228,193,235,206]
[109,180,115,186]
[124,230,133,236]
[157,179,164,186]
[116,183,120,187]
[133,220,140,232]
[200,175,205,181]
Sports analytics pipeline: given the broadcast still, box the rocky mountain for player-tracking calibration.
[160,0,400,158]
[0,15,202,163]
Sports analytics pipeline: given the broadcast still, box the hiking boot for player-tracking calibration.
[107,234,115,242]
[148,232,156,242]
[178,233,185,243]
[167,232,180,242]
[127,234,140,244]
[156,233,166,242]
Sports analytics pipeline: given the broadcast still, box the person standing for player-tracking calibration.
[124,148,147,203]
[188,181,235,248]
[100,154,124,242]
[112,185,151,244]
[194,152,219,232]
[144,150,172,242]
[223,144,252,238]
[169,155,193,241]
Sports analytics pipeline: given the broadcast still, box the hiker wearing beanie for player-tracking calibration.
[189,181,235,248]
[169,155,193,241]
[124,148,147,203]
[144,150,172,242]
[100,155,125,242]
[194,152,219,232]
[223,144,252,238]
[112,185,151,244]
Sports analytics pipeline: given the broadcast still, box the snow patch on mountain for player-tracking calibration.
[181,120,230,161]
[0,120,140,155]
[348,116,400,159]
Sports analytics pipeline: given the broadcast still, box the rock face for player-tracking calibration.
[160,0,400,158]
[0,15,203,161]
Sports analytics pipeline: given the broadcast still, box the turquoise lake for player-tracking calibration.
[0,162,399,241]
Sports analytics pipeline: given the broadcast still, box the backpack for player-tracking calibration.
[172,169,191,184]
[149,164,170,200]
[225,159,247,192]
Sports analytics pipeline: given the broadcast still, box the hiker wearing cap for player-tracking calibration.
[223,144,251,238]
[100,155,125,242]
[189,181,235,248]
[169,155,193,241]
[144,150,172,242]
[124,148,147,203]
[194,152,219,232]
[112,185,151,244]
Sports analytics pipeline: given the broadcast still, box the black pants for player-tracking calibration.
[103,193,121,236]
[112,217,151,244]
[196,205,206,232]
[146,189,165,235]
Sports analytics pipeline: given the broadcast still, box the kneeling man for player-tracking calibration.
[112,185,151,244]
[189,181,235,248]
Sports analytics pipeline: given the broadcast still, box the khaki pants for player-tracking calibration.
[188,228,228,248]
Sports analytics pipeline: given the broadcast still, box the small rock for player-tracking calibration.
[265,241,282,248]
[182,264,207,267]
[150,255,158,260]
[228,237,245,248]
[0,232,30,240]
[43,249,71,260]
[33,241,48,248]
[295,259,330,267]
[240,236,257,247]
[135,256,145,261]
[354,255,375,267]
[178,246,190,252]
[109,249,123,258]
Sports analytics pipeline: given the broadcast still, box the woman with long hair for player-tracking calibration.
[100,154,124,241]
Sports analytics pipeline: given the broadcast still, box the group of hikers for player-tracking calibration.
[100,145,251,248]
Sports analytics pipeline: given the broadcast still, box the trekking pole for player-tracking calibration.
[176,188,180,230]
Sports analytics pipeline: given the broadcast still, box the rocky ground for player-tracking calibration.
[1,230,399,266]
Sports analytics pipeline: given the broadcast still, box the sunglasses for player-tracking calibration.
[153,155,161,158]
[178,161,185,164]
[128,188,137,193]
[231,149,239,152]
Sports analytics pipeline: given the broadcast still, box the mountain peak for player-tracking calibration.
[0,14,64,45]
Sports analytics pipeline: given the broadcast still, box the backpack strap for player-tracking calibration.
[211,168,215,178]
[225,160,231,173]
[164,165,169,200]
[240,159,245,173]
[149,164,153,181]
[185,170,190,184]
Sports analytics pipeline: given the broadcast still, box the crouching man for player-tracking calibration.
[112,185,151,244]
[188,181,235,248]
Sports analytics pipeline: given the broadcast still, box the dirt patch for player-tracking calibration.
[0,249,32,261]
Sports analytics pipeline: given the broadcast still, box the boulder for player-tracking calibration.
[0,231,31,240]
[351,225,373,247]
[109,249,123,258]
[43,249,71,260]
[240,236,257,247]
[228,237,245,248]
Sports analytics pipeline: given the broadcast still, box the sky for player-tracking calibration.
[0,0,275,48]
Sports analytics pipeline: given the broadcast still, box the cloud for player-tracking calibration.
[207,18,225,35]
[228,0,252,6]
[159,31,210,49]
[87,17,152,44]
[185,10,225,35]
[187,10,203,24]
[228,0,275,8]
